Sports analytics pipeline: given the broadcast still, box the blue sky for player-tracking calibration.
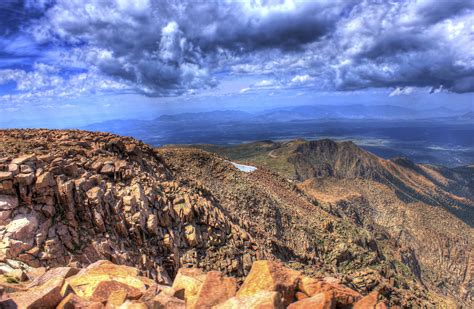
[0,0,473,128]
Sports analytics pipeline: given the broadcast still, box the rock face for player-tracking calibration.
[0,129,464,307]
[1,259,383,309]
[0,129,259,283]
[196,139,474,307]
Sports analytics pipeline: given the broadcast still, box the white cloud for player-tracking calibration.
[389,87,415,96]
[2,0,472,104]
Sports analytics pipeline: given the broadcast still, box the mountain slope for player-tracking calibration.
[196,139,474,306]
[0,129,454,307]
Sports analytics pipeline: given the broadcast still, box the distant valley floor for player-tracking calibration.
[83,118,474,167]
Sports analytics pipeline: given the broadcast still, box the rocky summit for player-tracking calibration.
[0,129,471,308]
[0,259,388,308]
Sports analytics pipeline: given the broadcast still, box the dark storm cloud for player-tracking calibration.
[414,0,474,24]
[1,0,473,100]
[175,1,354,52]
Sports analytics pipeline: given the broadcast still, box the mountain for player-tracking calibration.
[0,129,466,307]
[196,139,474,306]
[156,110,254,123]
[260,104,416,121]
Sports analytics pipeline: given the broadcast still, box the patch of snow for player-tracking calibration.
[229,161,257,173]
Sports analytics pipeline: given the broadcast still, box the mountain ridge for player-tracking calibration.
[0,129,471,307]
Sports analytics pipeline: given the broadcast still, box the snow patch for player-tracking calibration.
[229,161,257,173]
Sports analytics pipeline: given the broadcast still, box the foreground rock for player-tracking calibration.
[1,259,392,308]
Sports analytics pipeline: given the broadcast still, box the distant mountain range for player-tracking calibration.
[82,104,474,167]
[150,104,467,123]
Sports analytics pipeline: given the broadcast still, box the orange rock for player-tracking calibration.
[152,293,185,309]
[27,266,79,288]
[172,268,236,308]
[139,284,170,305]
[171,268,206,306]
[297,276,361,306]
[237,260,300,306]
[376,302,389,309]
[90,280,143,303]
[106,289,128,306]
[295,291,309,301]
[57,293,104,309]
[11,275,65,308]
[353,291,379,309]
[193,271,236,308]
[214,291,284,309]
[287,291,335,309]
[63,260,151,300]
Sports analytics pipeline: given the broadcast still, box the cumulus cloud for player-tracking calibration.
[0,0,473,102]
[0,63,129,103]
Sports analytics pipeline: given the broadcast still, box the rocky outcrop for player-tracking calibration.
[197,139,473,307]
[1,259,389,309]
[0,129,259,282]
[0,130,460,307]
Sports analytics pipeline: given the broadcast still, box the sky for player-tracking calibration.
[0,0,473,128]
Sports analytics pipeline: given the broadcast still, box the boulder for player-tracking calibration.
[6,269,28,282]
[0,209,11,225]
[90,280,143,303]
[353,290,379,309]
[0,195,17,210]
[237,260,300,306]
[27,267,79,288]
[10,274,64,308]
[297,276,361,306]
[6,213,39,241]
[152,293,186,309]
[11,154,36,165]
[56,293,104,309]
[0,172,13,181]
[214,291,284,309]
[35,171,55,189]
[20,165,33,173]
[172,268,206,306]
[15,173,35,186]
[8,164,18,174]
[287,291,335,309]
[63,260,151,300]
[193,271,236,308]
[100,164,115,176]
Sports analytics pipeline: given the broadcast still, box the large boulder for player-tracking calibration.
[297,276,361,307]
[5,213,39,241]
[0,195,17,225]
[193,271,236,308]
[172,268,205,306]
[237,260,300,307]
[27,266,78,288]
[152,293,186,309]
[353,290,379,309]
[0,195,17,210]
[287,291,336,309]
[10,274,64,308]
[62,260,153,300]
[56,293,104,309]
[90,280,143,303]
[214,291,284,309]
[172,268,236,308]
